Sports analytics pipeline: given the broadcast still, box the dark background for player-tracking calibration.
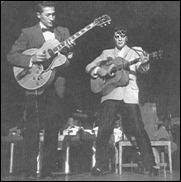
[1,1,180,133]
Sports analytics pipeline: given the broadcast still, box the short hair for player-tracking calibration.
[36,1,55,13]
[114,25,127,36]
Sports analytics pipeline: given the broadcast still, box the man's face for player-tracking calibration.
[68,117,75,126]
[37,7,55,28]
[114,31,127,49]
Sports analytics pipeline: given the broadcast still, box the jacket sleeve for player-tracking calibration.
[132,47,150,73]
[86,50,108,77]
[6,29,32,68]
[137,62,150,73]
[58,27,72,56]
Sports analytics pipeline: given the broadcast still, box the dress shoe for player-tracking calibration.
[91,167,103,176]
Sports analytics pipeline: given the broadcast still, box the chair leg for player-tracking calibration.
[160,152,166,171]
[168,142,172,173]
[115,146,118,174]
[92,141,96,168]
[9,143,14,173]
[118,143,123,174]
[65,142,70,174]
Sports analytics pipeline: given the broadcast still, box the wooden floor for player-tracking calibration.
[1,170,180,181]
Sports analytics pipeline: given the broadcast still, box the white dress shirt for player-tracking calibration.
[39,22,55,41]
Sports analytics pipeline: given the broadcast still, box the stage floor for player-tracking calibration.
[1,170,180,181]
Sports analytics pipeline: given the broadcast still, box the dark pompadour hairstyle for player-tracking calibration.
[36,1,55,13]
[114,25,127,35]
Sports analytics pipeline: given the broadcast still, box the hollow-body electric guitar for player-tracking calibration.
[90,50,162,96]
[13,15,111,91]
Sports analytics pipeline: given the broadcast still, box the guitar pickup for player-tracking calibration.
[47,49,55,57]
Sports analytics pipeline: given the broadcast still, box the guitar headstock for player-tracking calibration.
[94,14,111,27]
[150,49,163,60]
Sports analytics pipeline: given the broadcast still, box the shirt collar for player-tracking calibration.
[114,45,129,57]
[39,22,47,29]
[115,45,128,53]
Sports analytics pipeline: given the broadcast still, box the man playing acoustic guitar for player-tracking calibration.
[7,1,75,179]
[86,25,159,176]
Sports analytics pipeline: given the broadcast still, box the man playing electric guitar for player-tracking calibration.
[7,1,75,179]
[86,25,160,176]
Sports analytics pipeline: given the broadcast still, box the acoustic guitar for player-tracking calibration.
[13,15,111,91]
[90,50,163,96]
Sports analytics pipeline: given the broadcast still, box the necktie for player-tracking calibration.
[41,27,55,33]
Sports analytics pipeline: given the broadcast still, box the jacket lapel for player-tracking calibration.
[122,45,131,59]
[33,25,65,47]
[113,45,131,59]
[113,48,119,58]
[54,28,63,42]
[34,24,46,47]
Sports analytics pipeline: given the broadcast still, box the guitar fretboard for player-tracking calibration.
[118,51,161,70]
[52,22,96,53]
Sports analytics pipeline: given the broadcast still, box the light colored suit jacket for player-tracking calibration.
[7,23,70,97]
[86,45,149,104]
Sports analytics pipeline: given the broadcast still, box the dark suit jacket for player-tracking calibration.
[7,23,71,98]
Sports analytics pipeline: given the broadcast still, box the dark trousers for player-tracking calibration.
[23,89,64,175]
[95,100,156,171]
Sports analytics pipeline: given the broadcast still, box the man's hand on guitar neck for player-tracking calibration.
[64,39,76,59]
[139,51,150,72]
[140,51,149,64]
[65,39,76,49]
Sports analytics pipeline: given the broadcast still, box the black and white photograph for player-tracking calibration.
[1,1,180,181]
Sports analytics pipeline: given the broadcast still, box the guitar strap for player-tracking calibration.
[129,69,137,77]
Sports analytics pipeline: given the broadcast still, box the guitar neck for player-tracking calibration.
[68,22,96,42]
[116,58,140,70]
[53,22,96,53]
[118,51,160,70]
[124,58,140,68]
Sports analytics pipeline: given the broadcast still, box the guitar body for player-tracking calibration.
[90,57,130,95]
[90,49,162,96]
[13,39,67,90]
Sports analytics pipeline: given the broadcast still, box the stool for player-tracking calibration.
[117,140,172,174]
[1,135,23,173]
